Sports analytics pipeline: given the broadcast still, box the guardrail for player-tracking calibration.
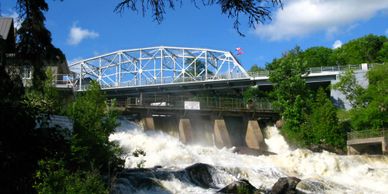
[248,64,363,77]
[115,96,277,112]
[347,129,388,140]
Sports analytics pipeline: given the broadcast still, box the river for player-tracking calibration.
[109,119,388,194]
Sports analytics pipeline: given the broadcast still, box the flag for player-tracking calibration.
[235,47,244,55]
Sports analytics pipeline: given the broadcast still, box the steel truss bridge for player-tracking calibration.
[58,46,370,95]
[68,46,248,91]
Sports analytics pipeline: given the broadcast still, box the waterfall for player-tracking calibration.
[109,119,388,194]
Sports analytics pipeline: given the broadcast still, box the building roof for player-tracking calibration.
[0,17,14,40]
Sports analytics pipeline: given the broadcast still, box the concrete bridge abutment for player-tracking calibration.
[213,119,233,148]
[179,118,193,144]
[141,117,155,130]
[245,120,265,150]
[134,112,273,151]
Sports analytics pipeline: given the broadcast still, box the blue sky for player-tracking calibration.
[1,0,388,70]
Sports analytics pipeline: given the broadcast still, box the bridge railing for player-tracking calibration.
[248,64,363,78]
[98,72,249,89]
[53,74,77,89]
[115,96,277,112]
[347,129,388,140]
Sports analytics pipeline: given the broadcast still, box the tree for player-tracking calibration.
[268,50,311,145]
[332,69,366,108]
[34,160,108,194]
[66,81,123,175]
[302,47,334,67]
[248,64,265,73]
[377,42,388,62]
[349,63,388,130]
[114,0,282,36]
[16,0,66,90]
[305,88,345,148]
[331,34,387,65]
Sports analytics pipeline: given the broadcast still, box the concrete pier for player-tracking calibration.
[142,117,155,130]
[179,118,193,144]
[245,120,265,150]
[214,119,232,148]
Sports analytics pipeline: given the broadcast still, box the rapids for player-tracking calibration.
[109,119,388,194]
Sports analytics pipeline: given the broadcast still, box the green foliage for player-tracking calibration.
[304,88,345,148]
[268,51,312,145]
[332,34,387,65]
[34,159,108,194]
[377,42,388,62]
[248,64,265,73]
[302,46,334,67]
[268,47,346,148]
[265,34,387,68]
[349,63,388,130]
[66,81,123,174]
[268,52,309,112]
[332,69,365,107]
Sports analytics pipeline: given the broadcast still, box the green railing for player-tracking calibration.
[116,96,277,112]
[347,129,388,140]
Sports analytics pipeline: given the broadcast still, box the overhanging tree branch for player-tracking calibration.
[114,0,282,36]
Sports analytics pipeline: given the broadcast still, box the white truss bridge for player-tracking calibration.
[68,46,248,91]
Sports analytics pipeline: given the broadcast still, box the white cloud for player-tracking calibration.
[3,11,22,29]
[385,28,388,36]
[254,0,388,40]
[332,40,342,49]
[67,23,99,45]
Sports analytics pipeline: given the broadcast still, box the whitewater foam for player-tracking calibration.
[109,119,388,193]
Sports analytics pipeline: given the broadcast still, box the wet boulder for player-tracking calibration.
[184,163,217,188]
[234,146,275,156]
[275,119,284,129]
[271,177,301,194]
[296,179,326,194]
[111,168,171,194]
[217,179,265,194]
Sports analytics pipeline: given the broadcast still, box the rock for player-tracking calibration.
[296,179,326,194]
[184,163,217,188]
[234,146,275,156]
[111,168,172,194]
[271,177,301,194]
[217,179,263,194]
[308,144,346,155]
[275,120,284,129]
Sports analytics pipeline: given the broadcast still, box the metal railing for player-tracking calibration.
[248,64,364,77]
[347,129,388,140]
[115,96,277,112]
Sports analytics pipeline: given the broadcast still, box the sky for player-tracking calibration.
[1,0,388,70]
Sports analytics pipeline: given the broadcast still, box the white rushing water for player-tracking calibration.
[109,119,388,194]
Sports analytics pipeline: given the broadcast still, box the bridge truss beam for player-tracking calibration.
[69,46,249,91]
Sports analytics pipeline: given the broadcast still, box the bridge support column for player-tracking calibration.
[245,120,265,150]
[214,119,232,148]
[383,139,388,155]
[179,118,193,144]
[141,117,155,130]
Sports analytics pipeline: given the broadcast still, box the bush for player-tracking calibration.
[34,160,108,194]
